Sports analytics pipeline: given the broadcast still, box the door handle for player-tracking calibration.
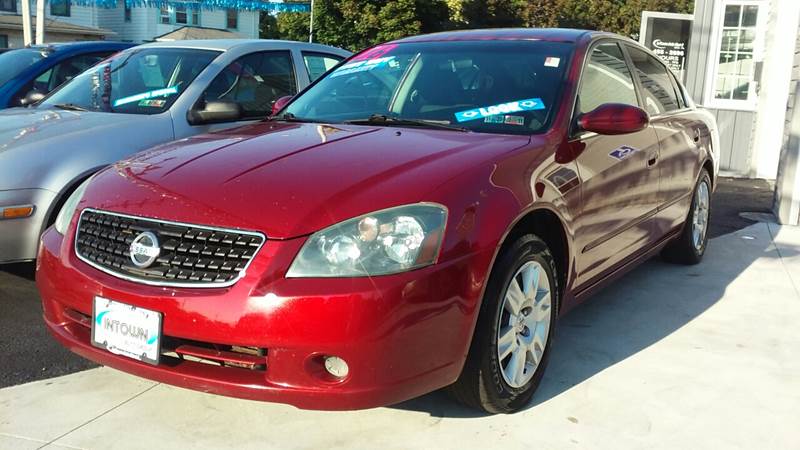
[647,153,658,167]
[693,129,701,143]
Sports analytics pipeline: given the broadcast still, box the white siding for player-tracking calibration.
[1,0,260,43]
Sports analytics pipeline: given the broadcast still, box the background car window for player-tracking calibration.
[577,42,638,115]
[626,46,681,115]
[12,52,109,105]
[0,48,46,86]
[41,48,220,114]
[32,53,107,93]
[204,50,297,119]
[303,52,343,82]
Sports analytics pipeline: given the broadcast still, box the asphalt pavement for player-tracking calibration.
[0,177,779,388]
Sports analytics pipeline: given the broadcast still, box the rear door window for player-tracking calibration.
[626,45,681,115]
[203,50,297,119]
[302,52,344,82]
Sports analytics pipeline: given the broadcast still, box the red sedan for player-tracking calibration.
[37,29,718,413]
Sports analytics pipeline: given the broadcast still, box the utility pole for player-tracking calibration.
[21,0,32,46]
[35,0,45,44]
[308,0,314,43]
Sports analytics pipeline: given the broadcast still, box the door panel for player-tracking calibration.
[574,129,661,287]
[571,41,661,289]
[626,45,702,237]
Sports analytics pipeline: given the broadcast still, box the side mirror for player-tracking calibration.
[20,90,46,106]
[187,100,242,125]
[271,95,293,116]
[578,103,649,135]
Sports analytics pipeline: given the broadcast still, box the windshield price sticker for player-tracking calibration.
[455,98,544,123]
[330,56,396,78]
[113,86,179,108]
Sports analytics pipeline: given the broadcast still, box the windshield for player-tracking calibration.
[0,49,48,86]
[41,48,220,114]
[284,41,572,134]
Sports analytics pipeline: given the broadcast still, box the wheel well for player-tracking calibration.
[702,159,714,188]
[44,172,95,229]
[500,209,569,310]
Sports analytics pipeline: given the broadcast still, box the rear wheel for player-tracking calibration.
[448,234,558,413]
[661,170,712,265]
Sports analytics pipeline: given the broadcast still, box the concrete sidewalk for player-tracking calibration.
[2,222,799,450]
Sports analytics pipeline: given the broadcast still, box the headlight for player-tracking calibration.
[54,177,92,235]
[286,203,447,277]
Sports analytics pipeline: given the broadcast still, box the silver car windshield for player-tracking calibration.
[41,48,220,114]
[0,49,47,86]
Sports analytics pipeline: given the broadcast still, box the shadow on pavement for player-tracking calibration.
[391,224,798,418]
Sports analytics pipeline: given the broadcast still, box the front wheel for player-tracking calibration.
[447,234,558,413]
[661,170,712,265]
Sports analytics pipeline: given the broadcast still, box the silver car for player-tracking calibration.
[0,39,350,264]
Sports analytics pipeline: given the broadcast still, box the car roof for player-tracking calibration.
[135,39,350,55]
[392,28,603,44]
[25,41,132,52]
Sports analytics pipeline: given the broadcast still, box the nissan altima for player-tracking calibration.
[37,29,718,413]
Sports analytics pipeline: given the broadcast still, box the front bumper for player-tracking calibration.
[38,227,493,410]
[0,188,56,263]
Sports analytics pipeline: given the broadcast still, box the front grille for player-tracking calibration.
[75,209,265,287]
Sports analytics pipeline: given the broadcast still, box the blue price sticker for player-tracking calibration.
[113,86,179,108]
[455,98,544,123]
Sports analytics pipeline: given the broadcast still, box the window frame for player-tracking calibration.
[301,51,345,83]
[158,5,200,26]
[50,0,70,17]
[226,9,238,29]
[703,0,767,111]
[569,38,643,139]
[624,43,687,118]
[0,0,16,13]
[196,49,299,122]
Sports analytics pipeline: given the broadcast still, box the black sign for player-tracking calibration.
[641,15,692,81]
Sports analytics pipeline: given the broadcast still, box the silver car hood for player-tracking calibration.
[0,107,173,191]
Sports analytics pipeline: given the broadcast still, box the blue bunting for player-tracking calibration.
[48,0,311,12]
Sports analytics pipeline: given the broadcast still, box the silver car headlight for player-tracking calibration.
[286,203,448,277]
[54,177,92,235]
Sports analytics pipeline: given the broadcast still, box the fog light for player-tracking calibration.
[324,356,349,378]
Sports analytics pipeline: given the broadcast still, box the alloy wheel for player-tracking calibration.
[496,260,552,388]
[692,180,710,250]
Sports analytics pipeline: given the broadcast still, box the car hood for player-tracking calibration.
[0,107,169,190]
[85,121,531,239]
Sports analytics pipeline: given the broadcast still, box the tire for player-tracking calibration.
[447,234,558,414]
[661,169,712,265]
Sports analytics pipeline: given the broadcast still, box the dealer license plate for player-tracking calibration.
[91,297,162,365]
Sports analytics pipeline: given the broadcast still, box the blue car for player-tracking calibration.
[0,41,133,109]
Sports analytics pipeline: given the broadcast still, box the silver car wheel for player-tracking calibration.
[497,260,552,388]
[692,180,710,250]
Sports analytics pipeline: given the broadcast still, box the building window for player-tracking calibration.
[0,34,8,49]
[160,6,170,24]
[124,1,131,22]
[160,5,200,26]
[175,5,188,24]
[50,0,70,17]
[0,0,15,13]
[706,0,763,109]
[226,10,237,29]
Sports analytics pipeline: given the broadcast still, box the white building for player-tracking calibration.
[678,0,800,224]
[0,0,259,48]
